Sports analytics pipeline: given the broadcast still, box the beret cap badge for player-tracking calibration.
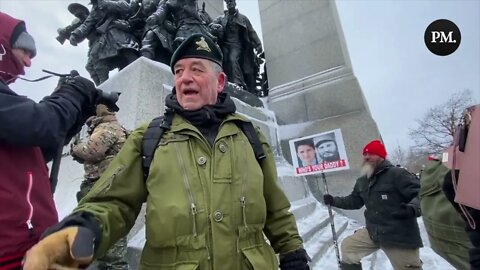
[196,37,211,52]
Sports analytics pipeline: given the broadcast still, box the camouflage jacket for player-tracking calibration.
[71,115,127,180]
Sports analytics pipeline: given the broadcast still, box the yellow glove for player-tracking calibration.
[23,226,95,270]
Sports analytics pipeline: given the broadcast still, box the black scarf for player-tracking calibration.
[165,91,236,145]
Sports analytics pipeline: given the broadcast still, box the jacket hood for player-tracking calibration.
[0,12,27,84]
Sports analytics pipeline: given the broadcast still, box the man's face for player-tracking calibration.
[363,153,383,167]
[297,145,316,165]
[174,58,225,111]
[317,141,337,159]
[225,0,236,10]
[12,48,32,71]
[361,153,384,178]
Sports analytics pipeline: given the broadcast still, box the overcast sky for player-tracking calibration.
[1,0,479,153]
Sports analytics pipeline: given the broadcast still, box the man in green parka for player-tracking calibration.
[23,33,309,270]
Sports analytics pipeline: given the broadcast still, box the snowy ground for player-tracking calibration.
[298,200,456,270]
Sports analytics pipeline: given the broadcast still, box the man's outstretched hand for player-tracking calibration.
[23,226,95,270]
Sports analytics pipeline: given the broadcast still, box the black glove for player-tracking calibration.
[323,194,334,205]
[391,203,416,219]
[63,75,98,106]
[279,248,310,270]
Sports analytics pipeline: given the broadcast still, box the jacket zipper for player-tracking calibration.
[240,137,248,229]
[26,171,34,234]
[175,143,198,237]
[237,137,249,253]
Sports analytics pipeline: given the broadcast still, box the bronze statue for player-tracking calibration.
[134,0,175,64]
[146,0,215,50]
[69,0,140,85]
[57,3,104,85]
[210,0,264,94]
[57,0,270,97]
[56,3,90,45]
[198,2,213,25]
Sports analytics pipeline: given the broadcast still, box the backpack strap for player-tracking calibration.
[235,120,266,161]
[141,108,174,180]
[141,114,266,180]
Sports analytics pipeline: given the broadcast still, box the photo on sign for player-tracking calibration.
[289,129,350,176]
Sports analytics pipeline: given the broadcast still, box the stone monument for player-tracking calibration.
[259,0,382,221]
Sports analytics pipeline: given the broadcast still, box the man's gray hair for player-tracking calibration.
[210,62,223,75]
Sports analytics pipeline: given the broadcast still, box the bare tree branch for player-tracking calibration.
[408,89,474,154]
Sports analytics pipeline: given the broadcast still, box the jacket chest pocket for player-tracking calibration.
[213,138,233,181]
[371,184,398,207]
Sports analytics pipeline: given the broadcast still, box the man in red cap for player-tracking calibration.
[323,140,423,270]
[0,11,98,269]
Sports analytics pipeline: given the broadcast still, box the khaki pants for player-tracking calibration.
[341,228,422,270]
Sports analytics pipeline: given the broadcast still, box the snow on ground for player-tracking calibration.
[299,200,456,270]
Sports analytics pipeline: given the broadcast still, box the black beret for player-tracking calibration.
[170,33,223,73]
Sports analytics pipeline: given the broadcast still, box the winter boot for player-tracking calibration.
[340,261,362,270]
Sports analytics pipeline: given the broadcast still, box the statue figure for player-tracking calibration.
[210,0,264,93]
[132,0,176,64]
[69,0,140,85]
[57,3,104,85]
[145,0,215,49]
[198,2,213,25]
[56,3,90,45]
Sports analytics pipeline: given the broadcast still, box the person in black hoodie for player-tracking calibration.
[0,11,98,269]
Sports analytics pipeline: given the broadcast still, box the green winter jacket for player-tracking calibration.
[74,113,303,270]
[332,160,423,248]
[420,160,471,269]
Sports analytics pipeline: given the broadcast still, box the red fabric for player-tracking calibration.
[0,250,24,269]
[0,12,26,84]
[363,139,387,159]
[0,142,58,258]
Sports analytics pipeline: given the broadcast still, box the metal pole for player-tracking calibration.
[319,169,342,269]
[49,144,64,194]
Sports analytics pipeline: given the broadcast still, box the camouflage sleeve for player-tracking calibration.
[70,124,118,162]
[73,125,148,257]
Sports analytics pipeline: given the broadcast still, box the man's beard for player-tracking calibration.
[360,162,375,178]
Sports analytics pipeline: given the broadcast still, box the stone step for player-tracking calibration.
[291,196,318,221]
[310,220,349,265]
[302,206,349,266]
